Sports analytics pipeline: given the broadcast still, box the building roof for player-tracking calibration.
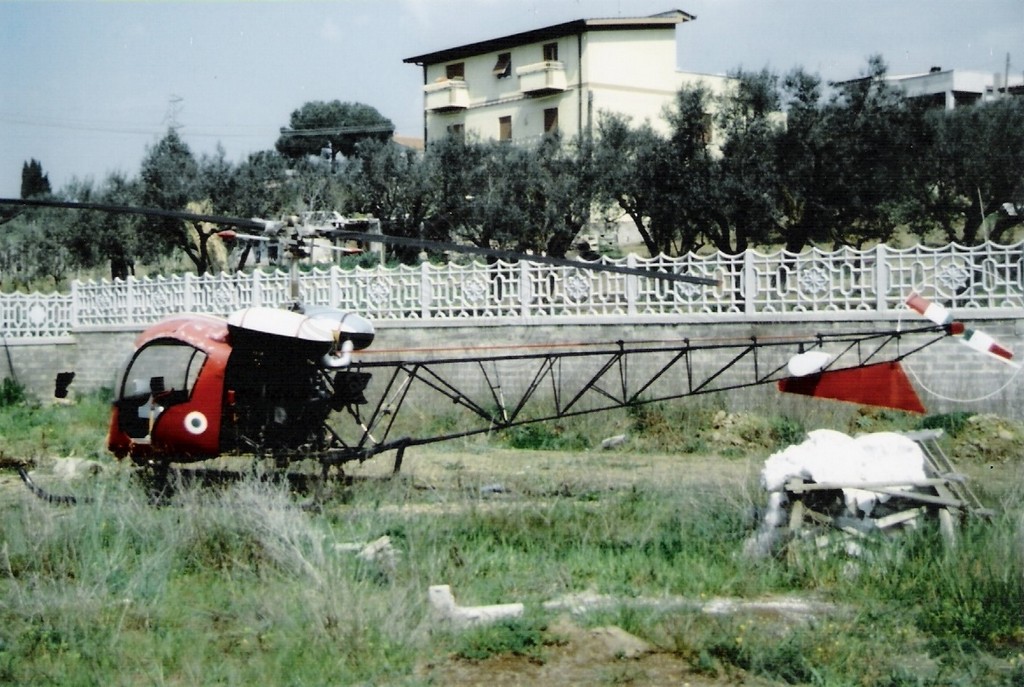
[392,135,424,152]
[403,9,694,66]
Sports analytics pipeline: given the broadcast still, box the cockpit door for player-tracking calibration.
[115,340,207,440]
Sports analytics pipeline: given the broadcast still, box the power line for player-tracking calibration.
[0,114,272,140]
[0,115,161,136]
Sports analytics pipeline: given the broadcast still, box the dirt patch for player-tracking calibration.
[348,445,763,491]
[951,413,1024,464]
[417,616,780,687]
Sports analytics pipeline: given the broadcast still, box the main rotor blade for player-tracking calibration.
[1,197,718,286]
[0,198,269,232]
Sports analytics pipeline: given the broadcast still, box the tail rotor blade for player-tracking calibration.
[906,292,953,326]
[905,292,1015,366]
[960,328,1017,366]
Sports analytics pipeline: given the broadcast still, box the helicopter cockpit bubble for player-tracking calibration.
[114,340,208,439]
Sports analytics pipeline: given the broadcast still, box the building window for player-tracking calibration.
[544,107,559,134]
[447,123,465,140]
[493,52,511,79]
[543,42,558,62]
[499,116,512,141]
[446,62,465,80]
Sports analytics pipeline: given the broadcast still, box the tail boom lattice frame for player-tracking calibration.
[330,324,946,465]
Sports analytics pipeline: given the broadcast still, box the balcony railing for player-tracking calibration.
[516,61,567,95]
[424,79,470,112]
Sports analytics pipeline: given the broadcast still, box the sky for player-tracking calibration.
[2,0,1021,197]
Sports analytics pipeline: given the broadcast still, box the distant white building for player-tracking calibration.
[885,67,1023,109]
[403,9,731,146]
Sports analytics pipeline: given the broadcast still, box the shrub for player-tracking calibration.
[0,377,26,407]
[917,411,974,437]
[452,616,555,662]
[768,414,805,448]
[500,423,589,451]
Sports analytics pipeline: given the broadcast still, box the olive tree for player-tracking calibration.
[907,97,1024,245]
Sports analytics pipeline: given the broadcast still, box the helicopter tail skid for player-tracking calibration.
[16,466,82,505]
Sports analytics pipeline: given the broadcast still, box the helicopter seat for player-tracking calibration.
[115,395,151,439]
[116,377,182,439]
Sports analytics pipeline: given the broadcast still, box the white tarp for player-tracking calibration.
[744,429,928,558]
[761,429,927,515]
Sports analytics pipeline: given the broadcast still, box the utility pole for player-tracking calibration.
[1003,53,1011,98]
[164,94,184,131]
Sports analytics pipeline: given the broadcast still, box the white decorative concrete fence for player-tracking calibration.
[2,242,1022,415]
[4,241,1024,340]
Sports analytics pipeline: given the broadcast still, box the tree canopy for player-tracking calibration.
[66,173,149,281]
[20,159,51,199]
[906,96,1024,244]
[275,100,395,162]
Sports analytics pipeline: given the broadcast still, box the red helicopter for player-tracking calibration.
[1,198,1016,487]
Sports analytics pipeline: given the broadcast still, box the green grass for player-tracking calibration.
[493,396,820,455]
[449,615,556,662]
[1,394,1023,685]
[0,387,113,463]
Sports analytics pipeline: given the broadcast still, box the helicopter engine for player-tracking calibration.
[222,307,372,456]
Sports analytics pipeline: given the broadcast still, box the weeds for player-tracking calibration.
[918,411,975,437]
[768,414,806,448]
[0,388,112,461]
[0,377,26,407]
[1,394,1023,684]
[1,475,421,685]
[3,459,1022,685]
[500,422,590,451]
[909,517,1024,649]
[450,615,555,662]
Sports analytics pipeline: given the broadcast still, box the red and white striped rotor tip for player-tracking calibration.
[906,292,1016,367]
[960,328,1018,367]
[906,292,954,326]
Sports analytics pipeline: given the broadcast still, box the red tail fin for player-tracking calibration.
[777,361,926,414]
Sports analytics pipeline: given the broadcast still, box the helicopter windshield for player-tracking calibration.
[118,340,207,405]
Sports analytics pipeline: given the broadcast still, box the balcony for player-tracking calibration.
[424,79,469,112]
[516,61,567,96]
